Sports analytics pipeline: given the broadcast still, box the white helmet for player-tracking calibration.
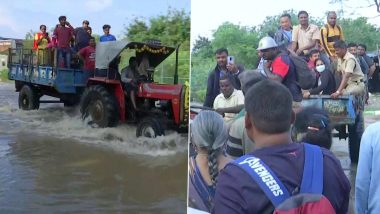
[257,36,278,50]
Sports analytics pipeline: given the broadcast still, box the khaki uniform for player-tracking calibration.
[292,24,320,55]
[337,51,365,95]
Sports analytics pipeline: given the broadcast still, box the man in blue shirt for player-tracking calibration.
[203,48,244,107]
[356,121,380,214]
[274,13,292,50]
[100,24,116,42]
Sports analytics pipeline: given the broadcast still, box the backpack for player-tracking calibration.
[358,56,369,75]
[232,143,336,214]
[324,24,342,40]
[274,29,291,48]
[288,53,317,89]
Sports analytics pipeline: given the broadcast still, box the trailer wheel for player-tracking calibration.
[136,117,164,138]
[348,112,364,163]
[18,85,39,110]
[80,85,119,127]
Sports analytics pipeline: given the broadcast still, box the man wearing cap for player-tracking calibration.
[100,24,116,42]
[257,36,302,108]
[74,20,91,51]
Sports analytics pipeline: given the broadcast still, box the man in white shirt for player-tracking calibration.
[213,76,245,125]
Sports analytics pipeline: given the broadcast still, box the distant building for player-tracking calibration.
[0,37,23,54]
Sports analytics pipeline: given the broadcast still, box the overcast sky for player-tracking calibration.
[191,0,380,47]
[1,0,378,45]
[0,0,190,39]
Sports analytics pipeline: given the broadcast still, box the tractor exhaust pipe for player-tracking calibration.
[174,44,181,84]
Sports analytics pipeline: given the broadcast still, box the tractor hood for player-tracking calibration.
[95,40,176,69]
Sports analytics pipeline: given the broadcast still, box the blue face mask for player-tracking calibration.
[316,65,325,72]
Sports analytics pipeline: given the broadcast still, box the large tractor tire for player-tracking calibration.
[348,112,364,163]
[18,85,40,110]
[80,85,119,127]
[136,117,164,138]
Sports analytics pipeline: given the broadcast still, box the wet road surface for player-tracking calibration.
[0,83,188,213]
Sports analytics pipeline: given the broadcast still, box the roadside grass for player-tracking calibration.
[365,93,380,112]
[0,69,10,82]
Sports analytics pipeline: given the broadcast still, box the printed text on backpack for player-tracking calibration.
[232,143,336,214]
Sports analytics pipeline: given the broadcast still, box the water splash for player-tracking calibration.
[0,99,188,157]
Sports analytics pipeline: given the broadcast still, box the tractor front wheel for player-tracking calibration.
[136,117,164,138]
[80,85,119,127]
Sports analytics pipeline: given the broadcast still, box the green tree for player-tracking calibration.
[257,10,323,38]
[211,22,259,69]
[124,8,190,49]
[339,17,380,51]
[190,10,380,103]
[329,0,380,16]
[25,29,36,40]
[123,8,190,84]
[190,22,260,102]
[192,36,213,57]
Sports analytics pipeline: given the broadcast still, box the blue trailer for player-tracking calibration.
[8,48,87,109]
[301,95,364,163]
[7,40,189,138]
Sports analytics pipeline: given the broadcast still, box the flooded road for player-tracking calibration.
[0,83,187,213]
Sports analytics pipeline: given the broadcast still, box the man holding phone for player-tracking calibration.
[204,48,244,108]
[53,15,74,68]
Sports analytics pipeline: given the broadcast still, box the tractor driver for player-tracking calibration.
[138,53,152,82]
[121,57,140,111]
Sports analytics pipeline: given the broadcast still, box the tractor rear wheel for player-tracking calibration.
[136,117,164,138]
[80,85,119,127]
[18,85,39,110]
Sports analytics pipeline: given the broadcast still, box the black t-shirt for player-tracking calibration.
[309,69,336,95]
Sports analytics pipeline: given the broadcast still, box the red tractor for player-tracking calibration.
[80,40,189,137]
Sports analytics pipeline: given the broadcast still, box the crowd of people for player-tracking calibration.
[32,15,152,111]
[32,16,120,96]
[190,10,379,214]
[33,16,117,70]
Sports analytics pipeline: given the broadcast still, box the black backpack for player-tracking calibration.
[358,56,369,75]
[288,53,317,90]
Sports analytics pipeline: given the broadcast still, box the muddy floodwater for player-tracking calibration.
[0,83,188,213]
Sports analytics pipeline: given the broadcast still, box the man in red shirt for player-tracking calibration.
[53,16,74,68]
[257,36,302,109]
[78,37,96,82]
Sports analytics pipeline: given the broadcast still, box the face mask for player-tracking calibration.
[316,65,325,72]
